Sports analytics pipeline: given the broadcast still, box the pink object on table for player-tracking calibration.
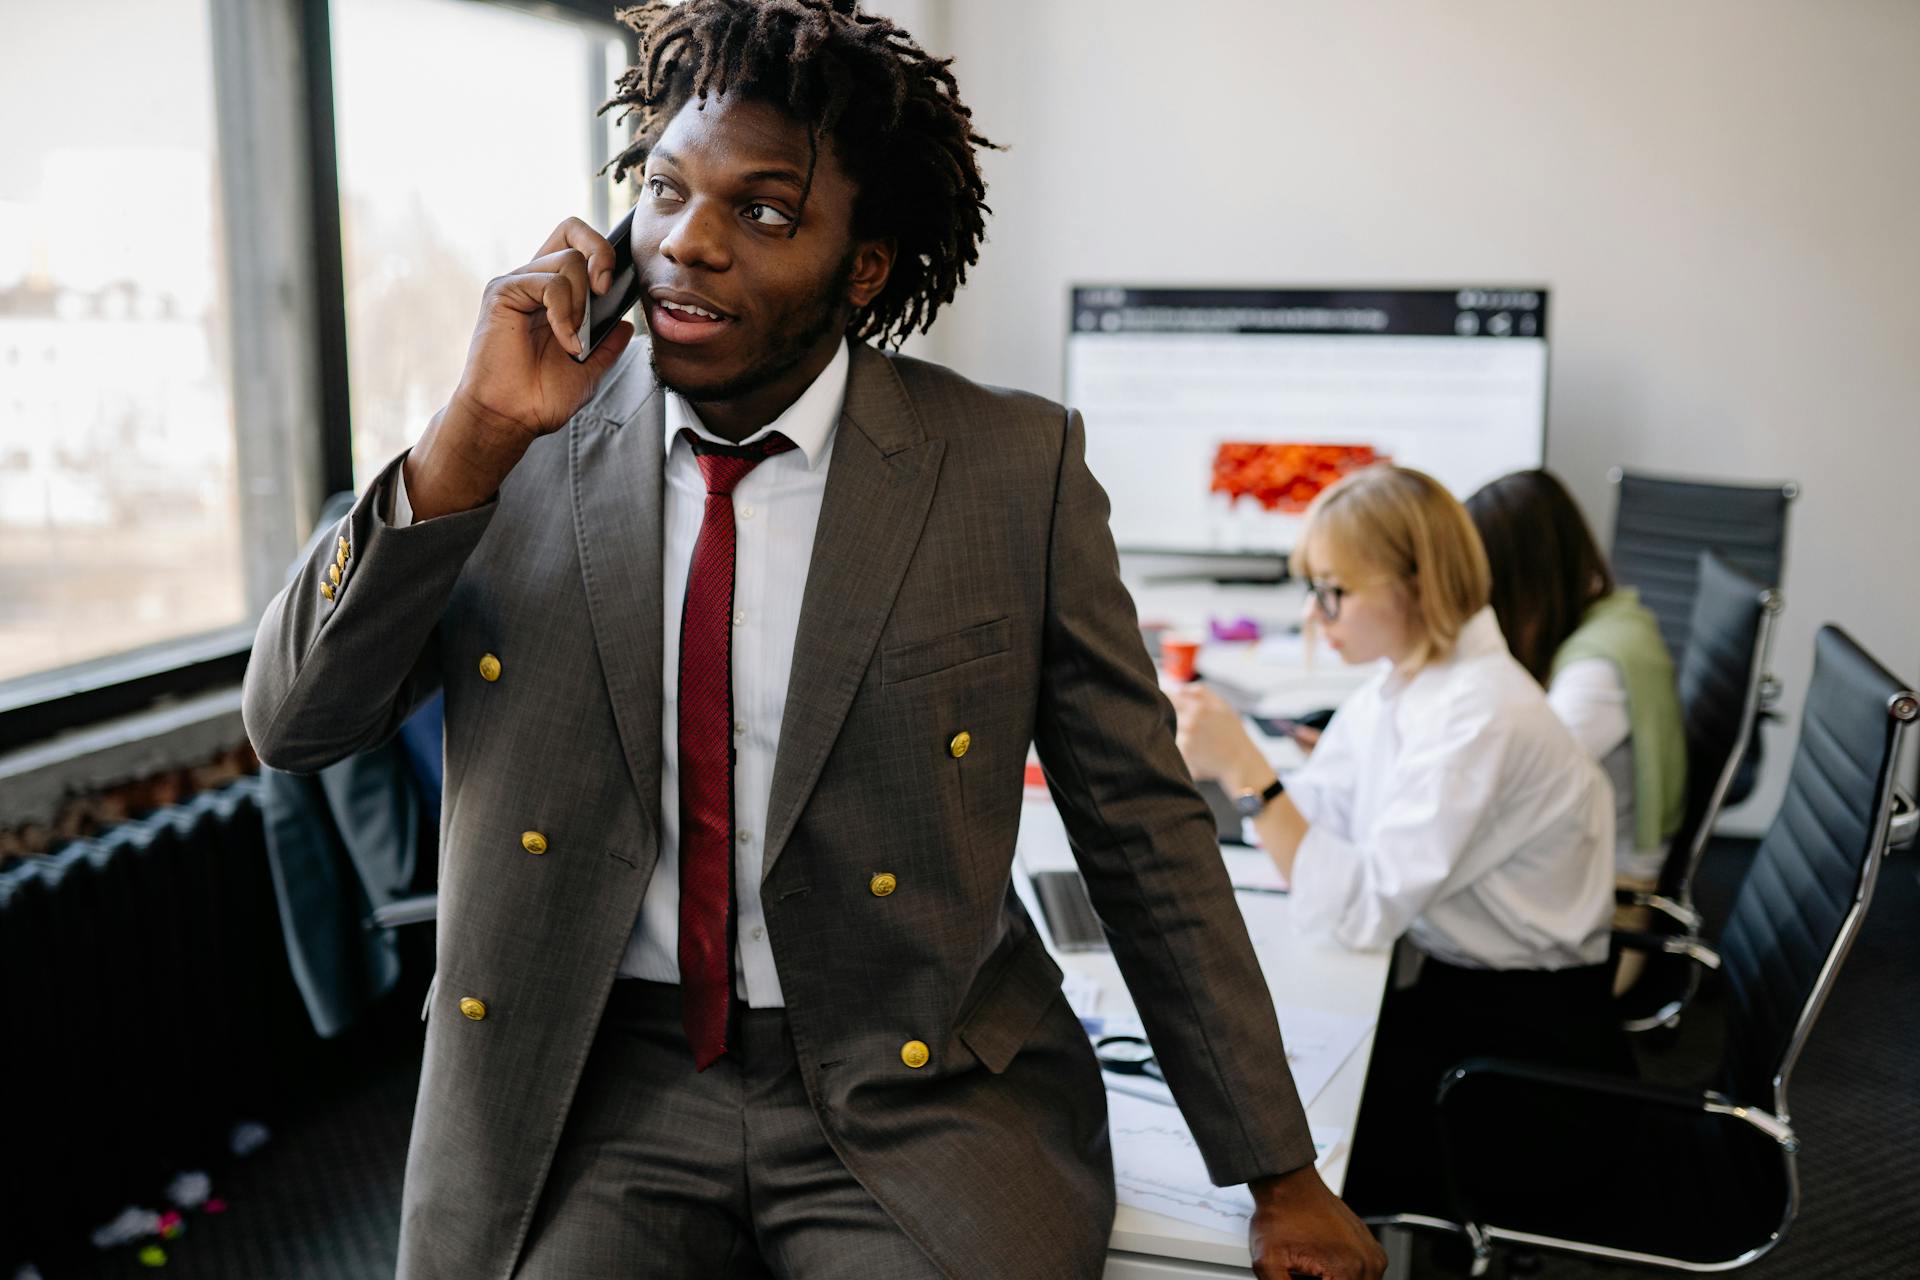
[1209,616,1261,643]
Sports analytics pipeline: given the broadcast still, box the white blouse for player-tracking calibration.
[1285,609,1616,970]
[1546,657,1662,884]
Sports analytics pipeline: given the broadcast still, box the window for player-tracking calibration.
[0,1,244,685]
[330,0,631,489]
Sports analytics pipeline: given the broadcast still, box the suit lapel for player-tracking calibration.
[570,367,666,841]
[762,345,945,880]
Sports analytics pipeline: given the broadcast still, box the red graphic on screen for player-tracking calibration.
[1210,443,1387,513]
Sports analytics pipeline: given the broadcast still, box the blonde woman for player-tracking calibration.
[1172,465,1627,1217]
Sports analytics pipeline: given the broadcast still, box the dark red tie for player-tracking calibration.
[679,428,795,1070]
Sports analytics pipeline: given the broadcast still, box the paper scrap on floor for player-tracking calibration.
[1108,1089,1345,1237]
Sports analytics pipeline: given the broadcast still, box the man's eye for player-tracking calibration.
[645,176,681,201]
[744,203,793,227]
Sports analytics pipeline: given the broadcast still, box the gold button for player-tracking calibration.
[901,1040,930,1069]
[948,731,972,759]
[870,873,898,898]
[336,547,348,570]
[321,581,335,601]
[521,830,548,855]
[328,562,342,586]
[478,653,502,682]
[338,536,350,560]
[459,997,487,1021]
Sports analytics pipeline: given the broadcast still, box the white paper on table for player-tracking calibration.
[1273,1004,1374,1110]
[1108,1089,1345,1236]
[1061,970,1106,1021]
[1223,847,1289,894]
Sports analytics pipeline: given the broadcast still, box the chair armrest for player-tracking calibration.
[1436,1055,1708,1113]
[1438,1057,1798,1150]
[1612,928,1721,970]
[366,893,438,930]
[1613,889,1701,930]
[1890,787,1918,851]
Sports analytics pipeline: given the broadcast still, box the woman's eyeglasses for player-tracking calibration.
[1305,574,1400,621]
[1305,578,1352,622]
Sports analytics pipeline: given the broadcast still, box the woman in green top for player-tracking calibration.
[1465,471,1687,926]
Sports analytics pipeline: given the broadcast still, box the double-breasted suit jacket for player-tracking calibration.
[244,341,1315,1278]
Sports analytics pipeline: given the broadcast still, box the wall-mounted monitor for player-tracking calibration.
[1066,286,1549,557]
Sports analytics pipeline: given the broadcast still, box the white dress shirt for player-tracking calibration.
[393,338,849,1006]
[1285,608,1616,970]
[1546,657,1657,882]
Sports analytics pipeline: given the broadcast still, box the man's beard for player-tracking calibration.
[649,250,855,405]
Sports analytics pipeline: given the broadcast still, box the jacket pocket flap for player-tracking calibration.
[956,930,1064,1073]
[882,616,1010,685]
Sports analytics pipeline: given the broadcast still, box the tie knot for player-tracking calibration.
[684,429,797,496]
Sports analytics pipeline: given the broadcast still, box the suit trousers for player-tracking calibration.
[515,980,944,1279]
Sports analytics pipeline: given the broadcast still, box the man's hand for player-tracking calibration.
[404,217,638,521]
[1247,1165,1387,1280]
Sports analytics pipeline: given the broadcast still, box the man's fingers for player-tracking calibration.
[484,271,582,355]
[535,217,615,294]
[519,249,595,346]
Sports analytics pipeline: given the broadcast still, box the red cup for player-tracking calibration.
[1160,634,1201,683]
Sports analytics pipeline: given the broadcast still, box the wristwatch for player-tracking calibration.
[1234,775,1285,818]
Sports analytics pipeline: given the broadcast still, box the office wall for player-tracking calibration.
[912,0,1920,830]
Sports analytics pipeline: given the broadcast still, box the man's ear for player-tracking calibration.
[846,236,896,309]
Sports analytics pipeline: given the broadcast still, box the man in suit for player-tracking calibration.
[243,2,1386,1276]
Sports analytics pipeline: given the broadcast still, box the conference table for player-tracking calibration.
[1015,575,1397,1278]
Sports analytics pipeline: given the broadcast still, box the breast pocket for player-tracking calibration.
[881,616,1011,686]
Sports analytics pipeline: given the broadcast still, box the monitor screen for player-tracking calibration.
[1066,286,1549,556]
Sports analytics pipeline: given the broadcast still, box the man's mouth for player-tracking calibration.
[658,298,724,322]
[647,294,735,346]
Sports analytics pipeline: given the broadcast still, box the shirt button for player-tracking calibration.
[739,505,755,519]
[733,610,746,626]
[737,830,752,845]
[750,925,764,941]
[734,720,746,736]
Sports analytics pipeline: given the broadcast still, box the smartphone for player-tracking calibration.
[572,204,644,364]
[1250,707,1336,739]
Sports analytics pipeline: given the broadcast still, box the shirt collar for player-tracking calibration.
[1378,607,1505,702]
[661,337,849,471]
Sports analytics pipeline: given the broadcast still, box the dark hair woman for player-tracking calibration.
[1465,471,1687,977]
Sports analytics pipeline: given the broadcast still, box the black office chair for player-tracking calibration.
[1421,626,1917,1274]
[1607,468,1796,670]
[1614,551,1782,1032]
[1610,468,1795,807]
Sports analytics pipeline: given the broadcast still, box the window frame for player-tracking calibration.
[0,0,634,758]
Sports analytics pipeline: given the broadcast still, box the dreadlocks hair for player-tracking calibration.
[602,0,996,349]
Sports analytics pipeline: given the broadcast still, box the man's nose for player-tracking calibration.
[658,198,732,273]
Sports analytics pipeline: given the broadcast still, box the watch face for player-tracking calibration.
[1235,791,1263,817]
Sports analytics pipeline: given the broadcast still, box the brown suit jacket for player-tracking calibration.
[243,341,1316,1279]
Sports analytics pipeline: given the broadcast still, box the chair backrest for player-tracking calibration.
[1608,469,1796,668]
[1656,551,1782,904]
[1718,626,1917,1110]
